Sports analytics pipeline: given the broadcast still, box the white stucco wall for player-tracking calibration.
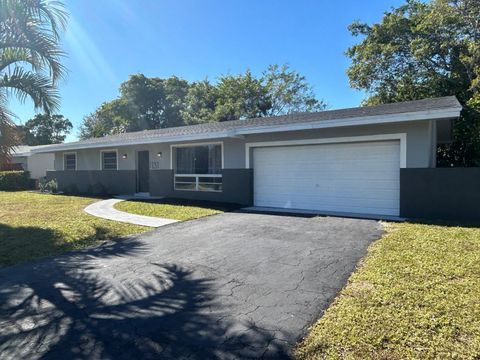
[11,153,54,179]
[27,153,55,179]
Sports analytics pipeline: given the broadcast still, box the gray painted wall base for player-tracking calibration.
[47,170,136,195]
[49,167,480,223]
[400,168,480,222]
[149,169,253,205]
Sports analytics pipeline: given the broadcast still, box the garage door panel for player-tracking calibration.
[255,185,399,197]
[255,199,399,216]
[253,141,400,216]
[256,199,399,216]
[257,193,400,205]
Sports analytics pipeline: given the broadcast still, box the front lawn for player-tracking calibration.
[0,191,148,267]
[297,222,480,359]
[114,198,237,221]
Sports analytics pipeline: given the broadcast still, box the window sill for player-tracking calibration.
[174,188,223,193]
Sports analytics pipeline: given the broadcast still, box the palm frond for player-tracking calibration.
[0,16,66,82]
[0,47,43,73]
[0,0,68,39]
[0,0,67,156]
[24,0,68,39]
[1,67,60,112]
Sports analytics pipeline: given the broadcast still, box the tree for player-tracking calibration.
[79,65,326,138]
[23,113,72,145]
[120,74,190,129]
[181,79,218,125]
[262,64,327,116]
[213,70,271,122]
[79,99,136,139]
[80,74,191,139]
[79,112,105,140]
[346,0,480,166]
[0,0,68,164]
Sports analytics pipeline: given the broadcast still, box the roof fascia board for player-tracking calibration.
[32,106,461,153]
[235,107,461,136]
[32,131,237,153]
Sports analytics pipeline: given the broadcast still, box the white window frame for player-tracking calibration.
[99,149,119,170]
[245,133,407,168]
[63,152,77,171]
[174,174,223,192]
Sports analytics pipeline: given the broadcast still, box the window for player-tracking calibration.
[102,151,117,170]
[64,153,76,171]
[176,144,221,174]
[174,144,222,192]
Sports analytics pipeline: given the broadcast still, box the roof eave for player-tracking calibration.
[32,106,462,154]
[236,106,461,136]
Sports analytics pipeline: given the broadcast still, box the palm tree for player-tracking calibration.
[0,0,68,164]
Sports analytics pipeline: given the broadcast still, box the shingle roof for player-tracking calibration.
[12,145,53,157]
[34,96,461,153]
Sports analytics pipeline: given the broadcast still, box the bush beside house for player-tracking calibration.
[38,178,59,193]
[0,171,32,191]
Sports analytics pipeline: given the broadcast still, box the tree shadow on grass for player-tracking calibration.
[0,224,138,268]
[0,233,290,359]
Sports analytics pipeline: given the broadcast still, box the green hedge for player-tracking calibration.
[0,171,32,191]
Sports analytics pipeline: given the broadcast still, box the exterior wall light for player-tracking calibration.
[122,154,127,159]
[157,152,162,158]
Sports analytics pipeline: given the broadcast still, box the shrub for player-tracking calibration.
[0,171,31,191]
[39,178,59,194]
[38,177,47,192]
[46,179,58,194]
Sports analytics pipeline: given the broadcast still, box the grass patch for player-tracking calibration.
[297,222,480,359]
[114,198,237,221]
[0,191,148,267]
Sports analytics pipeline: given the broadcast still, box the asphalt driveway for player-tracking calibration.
[0,212,382,359]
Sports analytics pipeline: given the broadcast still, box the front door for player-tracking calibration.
[137,151,150,193]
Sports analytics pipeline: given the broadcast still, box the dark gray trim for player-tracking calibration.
[400,168,480,222]
[149,169,253,206]
[149,170,173,197]
[46,170,136,195]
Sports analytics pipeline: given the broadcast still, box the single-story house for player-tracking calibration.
[5,145,55,179]
[33,96,463,218]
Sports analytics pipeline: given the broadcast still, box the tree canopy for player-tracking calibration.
[347,0,480,166]
[21,113,72,145]
[79,64,326,139]
[0,0,68,164]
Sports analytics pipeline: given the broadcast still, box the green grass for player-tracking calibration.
[297,222,480,360]
[0,191,148,267]
[114,198,232,221]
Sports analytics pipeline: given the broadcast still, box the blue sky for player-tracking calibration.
[10,0,405,141]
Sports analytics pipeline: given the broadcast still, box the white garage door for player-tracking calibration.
[253,141,400,216]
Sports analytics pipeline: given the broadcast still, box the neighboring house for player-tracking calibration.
[34,96,462,218]
[8,145,55,180]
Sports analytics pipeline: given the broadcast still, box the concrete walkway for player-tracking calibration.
[84,198,178,227]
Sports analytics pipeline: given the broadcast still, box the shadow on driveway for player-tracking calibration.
[0,236,288,359]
